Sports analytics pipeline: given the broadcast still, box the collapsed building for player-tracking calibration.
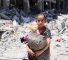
[0,0,68,13]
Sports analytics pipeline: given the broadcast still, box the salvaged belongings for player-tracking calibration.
[25,30,47,51]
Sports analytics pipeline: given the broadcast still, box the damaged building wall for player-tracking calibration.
[56,0,64,10]
[0,0,1,7]
[37,0,44,11]
[10,0,30,13]
[29,0,41,13]
[0,0,68,13]
[0,0,10,8]
[3,0,10,8]
[0,0,44,12]
[0,0,56,12]
[23,0,30,13]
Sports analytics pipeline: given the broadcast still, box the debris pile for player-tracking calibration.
[0,7,35,24]
[0,8,68,60]
[49,14,68,60]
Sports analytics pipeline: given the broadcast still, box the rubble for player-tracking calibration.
[0,13,11,20]
[0,30,28,60]
[0,7,35,24]
[0,19,13,31]
[49,14,68,60]
[0,7,68,60]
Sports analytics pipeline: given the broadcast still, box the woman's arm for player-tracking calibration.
[27,46,35,56]
[35,38,51,56]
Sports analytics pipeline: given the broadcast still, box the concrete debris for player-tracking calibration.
[0,20,13,31]
[0,9,68,60]
[0,13,11,20]
[0,7,35,24]
[0,30,28,60]
[47,14,68,60]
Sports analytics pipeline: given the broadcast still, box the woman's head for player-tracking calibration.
[36,14,47,28]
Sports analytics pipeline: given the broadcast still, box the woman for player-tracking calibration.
[27,14,51,60]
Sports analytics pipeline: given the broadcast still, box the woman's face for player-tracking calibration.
[36,15,46,28]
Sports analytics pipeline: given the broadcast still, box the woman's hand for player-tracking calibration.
[27,46,35,56]
[29,51,35,56]
[35,50,42,56]
[35,38,51,56]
